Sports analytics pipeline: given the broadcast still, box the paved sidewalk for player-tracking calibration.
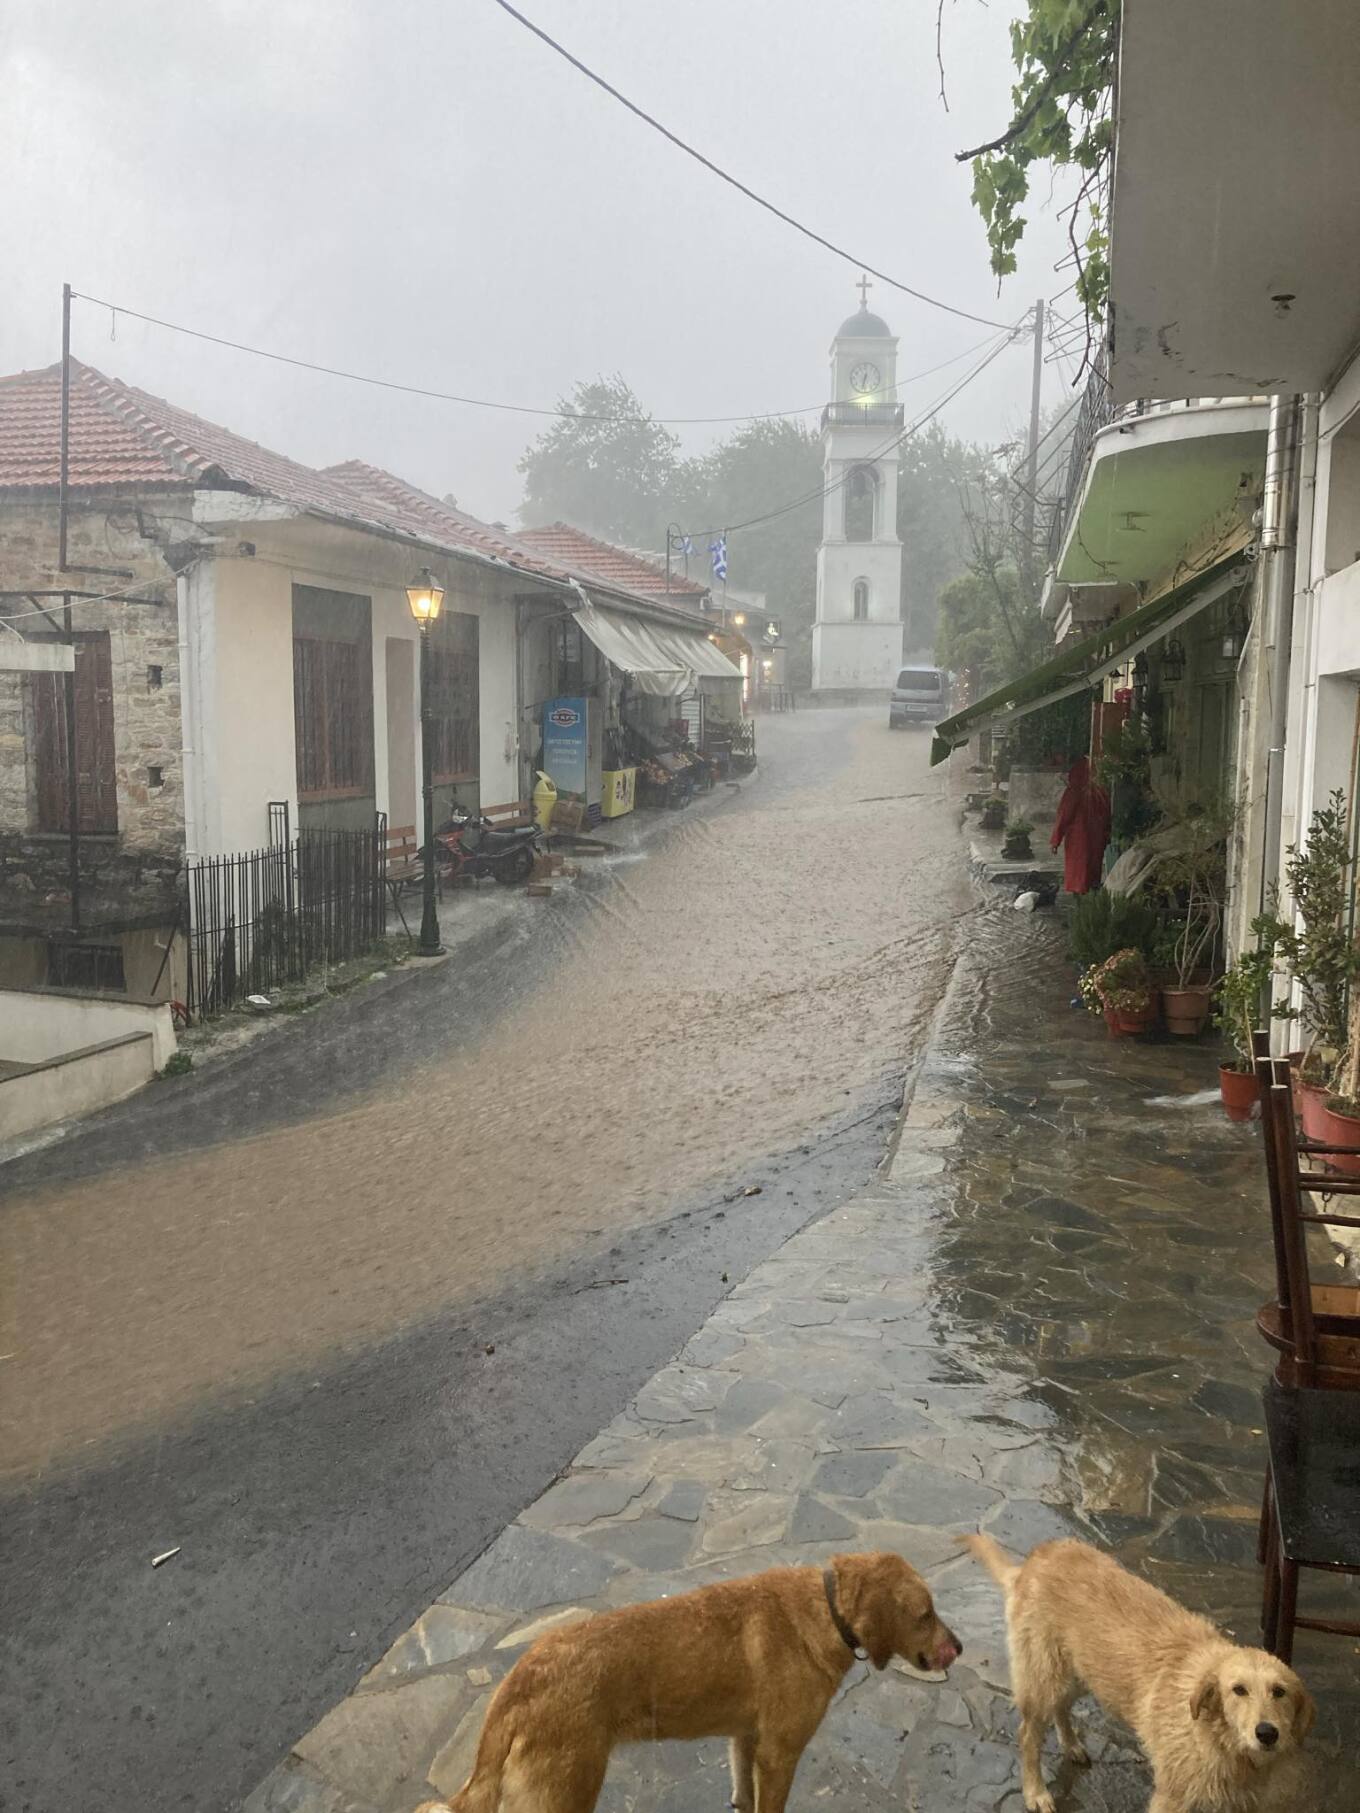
[247,915,1357,1813]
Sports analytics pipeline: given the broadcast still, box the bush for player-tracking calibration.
[1066,888,1162,969]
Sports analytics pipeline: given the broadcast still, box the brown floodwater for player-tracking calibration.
[0,710,969,1476]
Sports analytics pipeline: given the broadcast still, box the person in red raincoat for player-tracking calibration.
[1050,756,1110,894]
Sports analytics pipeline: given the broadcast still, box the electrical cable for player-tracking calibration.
[691,325,1022,540]
[72,292,1001,427]
[486,0,1015,332]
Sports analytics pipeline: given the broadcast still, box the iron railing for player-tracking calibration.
[1048,344,1118,568]
[184,817,387,1019]
[821,401,906,428]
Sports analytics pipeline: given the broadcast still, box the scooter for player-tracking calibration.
[437,805,540,887]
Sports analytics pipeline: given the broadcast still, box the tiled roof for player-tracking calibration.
[0,362,713,621]
[519,523,710,601]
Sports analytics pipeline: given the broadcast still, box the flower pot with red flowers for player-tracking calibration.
[1080,948,1157,1038]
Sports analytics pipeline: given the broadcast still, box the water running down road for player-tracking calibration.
[2,708,970,1811]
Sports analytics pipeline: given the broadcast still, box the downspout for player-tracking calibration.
[1258,394,1304,918]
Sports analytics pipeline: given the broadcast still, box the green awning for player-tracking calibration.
[930,556,1249,766]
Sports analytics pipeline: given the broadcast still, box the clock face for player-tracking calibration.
[849,362,881,395]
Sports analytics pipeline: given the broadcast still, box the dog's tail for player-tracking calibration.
[961,1532,1022,1593]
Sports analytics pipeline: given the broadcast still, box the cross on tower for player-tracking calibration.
[856,273,873,309]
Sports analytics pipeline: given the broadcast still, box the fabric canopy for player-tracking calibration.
[929,555,1249,765]
[574,600,741,696]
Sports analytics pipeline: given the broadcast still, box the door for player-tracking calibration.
[385,637,416,834]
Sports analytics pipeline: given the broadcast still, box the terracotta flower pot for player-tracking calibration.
[1294,1076,1331,1143]
[1316,1100,1360,1176]
[1219,1064,1258,1123]
[1160,985,1212,1036]
[1113,1004,1157,1037]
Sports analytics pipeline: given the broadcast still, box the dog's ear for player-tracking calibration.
[1292,1684,1316,1740]
[1189,1669,1220,1722]
[830,1553,897,1670]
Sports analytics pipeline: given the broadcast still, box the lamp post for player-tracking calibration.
[406,566,446,956]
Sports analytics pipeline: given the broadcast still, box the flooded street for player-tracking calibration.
[2,709,967,1478]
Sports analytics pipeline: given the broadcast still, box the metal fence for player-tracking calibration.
[185,817,387,1019]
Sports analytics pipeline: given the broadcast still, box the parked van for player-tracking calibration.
[889,665,947,729]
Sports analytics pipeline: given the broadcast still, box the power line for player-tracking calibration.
[487,0,1014,332]
[72,291,999,428]
[694,326,1022,541]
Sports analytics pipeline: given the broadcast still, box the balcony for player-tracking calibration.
[822,401,906,429]
[1045,349,1269,608]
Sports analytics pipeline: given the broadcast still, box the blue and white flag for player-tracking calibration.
[709,535,728,582]
[679,533,693,556]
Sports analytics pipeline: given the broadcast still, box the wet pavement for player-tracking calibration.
[2,709,972,1813]
[247,909,1359,1813]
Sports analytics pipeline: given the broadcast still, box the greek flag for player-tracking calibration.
[709,535,728,582]
[679,533,693,556]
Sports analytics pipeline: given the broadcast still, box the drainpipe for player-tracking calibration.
[1258,394,1303,920]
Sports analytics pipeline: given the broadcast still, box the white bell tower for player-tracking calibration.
[812,280,905,695]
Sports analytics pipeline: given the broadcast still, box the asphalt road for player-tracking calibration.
[1,708,969,1812]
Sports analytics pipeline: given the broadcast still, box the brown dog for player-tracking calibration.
[415,1551,960,1813]
[965,1534,1314,1813]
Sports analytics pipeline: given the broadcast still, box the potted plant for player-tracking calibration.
[1214,942,1276,1121]
[1155,806,1227,1035]
[980,794,1007,832]
[1001,816,1034,861]
[1067,887,1161,972]
[1267,792,1360,1137]
[1080,946,1158,1036]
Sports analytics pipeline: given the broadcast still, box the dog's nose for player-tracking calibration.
[1255,1722,1279,1748]
[935,1631,962,1666]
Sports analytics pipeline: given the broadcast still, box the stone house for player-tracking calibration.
[0,361,731,1001]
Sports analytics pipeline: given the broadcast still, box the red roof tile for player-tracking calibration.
[519,522,711,601]
[0,363,711,621]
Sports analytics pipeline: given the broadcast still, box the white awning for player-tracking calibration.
[574,601,741,696]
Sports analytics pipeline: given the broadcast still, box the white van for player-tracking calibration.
[889,666,947,729]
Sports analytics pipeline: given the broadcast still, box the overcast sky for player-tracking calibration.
[1,0,1078,526]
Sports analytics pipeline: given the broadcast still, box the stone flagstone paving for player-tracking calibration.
[247,917,1358,1813]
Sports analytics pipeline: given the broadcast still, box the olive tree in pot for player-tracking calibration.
[1214,942,1276,1121]
[1156,806,1227,1035]
[1266,791,1360,1143]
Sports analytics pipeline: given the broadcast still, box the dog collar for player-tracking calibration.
[822,1566,867,1660]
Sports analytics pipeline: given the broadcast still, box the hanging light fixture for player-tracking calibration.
[1220,598,1247,662]
[1161,637,1186,683]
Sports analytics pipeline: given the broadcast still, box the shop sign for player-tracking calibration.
[543,696,588,793]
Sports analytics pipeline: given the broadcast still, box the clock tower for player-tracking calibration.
[811,281,905,695]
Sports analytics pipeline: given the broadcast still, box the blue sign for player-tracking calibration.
[543,695,587,794]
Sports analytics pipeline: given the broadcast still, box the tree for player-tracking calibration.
[958,0,1118,327]
[935,564,1049,700]
[676,416,822,638]
[896,422,973,653]
[517,376,679,545]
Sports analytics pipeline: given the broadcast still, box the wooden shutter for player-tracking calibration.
[31,633,118,834]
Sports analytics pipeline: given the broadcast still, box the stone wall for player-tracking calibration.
[0,492,186,924]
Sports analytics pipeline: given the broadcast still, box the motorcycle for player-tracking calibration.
[437,805,540,887]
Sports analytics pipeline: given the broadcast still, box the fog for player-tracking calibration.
[1,0,1075,523]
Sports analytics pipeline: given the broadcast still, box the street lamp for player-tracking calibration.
[406,566,446,956]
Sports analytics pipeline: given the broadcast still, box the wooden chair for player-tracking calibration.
[480,799,535,831]
[1260,1379,1360,1663]
[1251,1049,1360,1388]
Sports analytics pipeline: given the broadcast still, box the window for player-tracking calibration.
[292,587,374,799]
[554,618,585,694]
[429,612,480,783]
[853,580,870,621]
[47,940,126,992]
[896,669,942,692]
[845,465,876,542]
[30,631,118,834]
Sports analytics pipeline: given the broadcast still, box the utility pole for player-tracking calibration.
[1022,296,1045,597]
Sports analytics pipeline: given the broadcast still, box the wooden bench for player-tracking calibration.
[384,823,436,940]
